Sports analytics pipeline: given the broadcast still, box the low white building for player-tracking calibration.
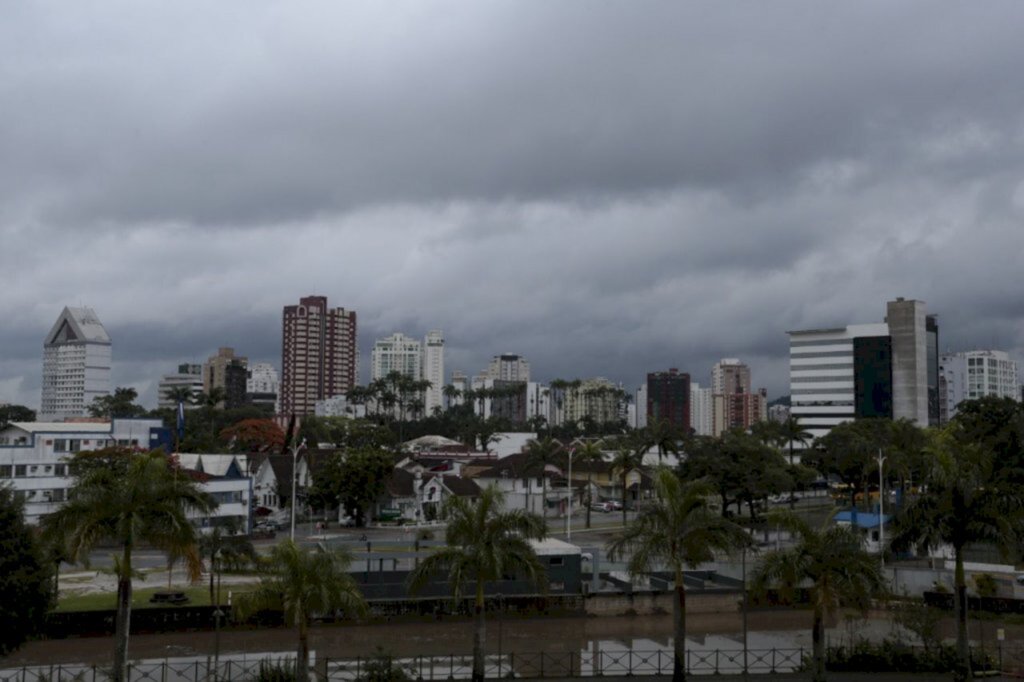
[0,418,169,525]
[177,454,254,533]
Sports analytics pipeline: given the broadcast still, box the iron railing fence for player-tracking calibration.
[4,644,1022,681]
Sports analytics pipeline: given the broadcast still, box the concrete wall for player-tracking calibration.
[584,591,740,617]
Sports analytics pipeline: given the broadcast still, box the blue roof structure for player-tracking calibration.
[835,509,891,529]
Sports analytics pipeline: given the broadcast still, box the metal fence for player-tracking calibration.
[4,645,1022,681]
[0,648,806,681]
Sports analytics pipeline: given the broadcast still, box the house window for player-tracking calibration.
[549,557,564,566]
[54,439,68,452]
[14,465,27,477]
[0,466,11,478]
[54,464,68,476]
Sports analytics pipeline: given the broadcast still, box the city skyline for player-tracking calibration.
[2,3,1024,408]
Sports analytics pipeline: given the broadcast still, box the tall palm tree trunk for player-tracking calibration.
[812,606,825,682]
[297,617,310,682]
[473,582,486,682]
[673,568,686,682]
[113,542,133,682]
[954,546,970,682]
[621,475,628,526]
[585,472,593,529]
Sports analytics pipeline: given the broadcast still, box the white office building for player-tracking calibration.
[422,330,445,416]
[40,307,112,421]
[788,298,939,443]
[939,350,1020,422]
[157,364,204,410]
[371,333,422,381]
[690,383,713,436]
[0,419,166,525]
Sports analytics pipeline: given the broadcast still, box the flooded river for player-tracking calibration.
[2,610,921,668]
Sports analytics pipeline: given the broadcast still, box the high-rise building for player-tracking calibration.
[939,350,1020,422]
[484,354,530,382]
[203,347,248,409]
[712,358,751,395]
[562,378,623,425]
[710,358,766,435]
[646,368,691,432]
[157,363,204,410]
[689,382,713,436]
[787,297,939,442]
[40,307,112,421]
[280,296,358,417]
[422,330,445,416]
[246,363,280,412]
[371,333,422,381]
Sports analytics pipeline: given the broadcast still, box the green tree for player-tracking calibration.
[163,385,195,406]
[219,418,286,452]
[308,447,393,526]
[0,403,36,428]
[641,418,680,462]
[199,525,258,603]
[752,511,885,682]
[574,440,606,529]
[890,426,1024,681]
[408,486,547,682]
[610,438,644,525]
[778,415,812,463]
[43,449,214,682]
[607,469,750,682]
[88,387,147,419]
[525,436,563,518]
[805,418,892,509]
[236,540,366,682]
[0,486,54,655]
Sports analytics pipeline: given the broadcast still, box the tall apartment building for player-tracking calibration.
[422,331,445,416]
[689,383,713,436]
[712,358,751,395]
[280,296,358,417]
[450,371,469,408]
[939,350,1020,422]
[203,347,248,409]
[562,378,622,426]
[787,298,939,442]
[157,363,204,410]
[646,368,691,433]
[40,307,111,421]
[710,358,766,435]
[371,333,422,381]
[246,363,280,412]
[484,354,530,382]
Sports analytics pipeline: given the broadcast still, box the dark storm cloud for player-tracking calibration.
[2,2,1024,408]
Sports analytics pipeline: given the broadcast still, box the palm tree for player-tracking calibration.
[889,426,1023,682]
[608,469,750,682]
[236,539,366,682]
[442,383,461,411]
[195,386,227,410]
[778,415,811,464]
[752,510,885,682]
[611,439,644,525]
[642,418,680,462]
[164,385,195,407]
[408,486,546,682]
[43,449,214,682]
[525,436,563,518]
[574,440,606,529]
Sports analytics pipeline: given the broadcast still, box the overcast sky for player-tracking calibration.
[3,1,1024,410]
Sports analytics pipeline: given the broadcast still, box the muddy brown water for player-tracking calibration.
[0,609,956,667]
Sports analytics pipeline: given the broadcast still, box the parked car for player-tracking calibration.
[590,502,613,513]
[608,500,624,511]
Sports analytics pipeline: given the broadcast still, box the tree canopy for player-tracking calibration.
[308,447,394,526]
[0,486,54,656]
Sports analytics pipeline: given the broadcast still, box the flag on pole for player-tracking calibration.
[176,401,185,441]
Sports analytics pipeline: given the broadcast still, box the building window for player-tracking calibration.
[0,465,11,478]
[549,557,564,566]
[14,465,27,477]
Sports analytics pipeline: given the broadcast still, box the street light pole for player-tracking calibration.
[290,438,307,542]
[877,448,886,566]
[566,447,575,541]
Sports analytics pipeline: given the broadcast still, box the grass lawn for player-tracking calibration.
[56,584,257,612]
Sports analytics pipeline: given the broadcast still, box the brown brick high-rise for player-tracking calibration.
[280,296,357,416]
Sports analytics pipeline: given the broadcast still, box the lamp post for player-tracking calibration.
[566,447,575,541]
[877,449,886,566]
[212,550,223,681]
[290,438,307,542]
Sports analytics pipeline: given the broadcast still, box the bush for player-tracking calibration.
[254,659,297,682]
[356,647,413,682]
[805,639,995,673]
